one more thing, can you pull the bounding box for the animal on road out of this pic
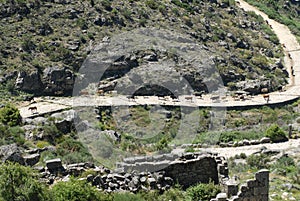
[28,106,38,114]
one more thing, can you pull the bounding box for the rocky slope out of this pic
[0,0,287,96]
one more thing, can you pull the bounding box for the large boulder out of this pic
[42,67,75,95]
[46,158,65,173]
[15,67,75,95]
[15,71,43,92]
[0,143,24,165]
[236,79,270,95]
[24,153,40,166]
[51,110,80,134]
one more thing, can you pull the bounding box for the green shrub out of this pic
[291,166,300,185]
[0,125,25,146]
[186,181,221,201]
[227,82,237,90]
[158,5,167,14]
[7,126,25,145]
[51,178,110,201]
[39,150,57,164]
[21,37,36,52]
[158,185,185,201]
[56,137,93,164]
[122,8,132,19]
[36,140,51,149]
[219,131,239,143]
[185,146,196,153]
[265,124,288,143]
[113,192,145,201]
[146,0,158,10]
[171,0,192,12]
[155,136,169,151]
[275,156,295,167]
[0,162,49,201]
[5,79,16,93]
[0,104,22,126]
[271,156,296,175]
[246,154,270,169]
[41,124,61,144]
[139,18,147,26]
[240,153,247,159]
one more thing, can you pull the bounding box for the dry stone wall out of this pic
[40,153,269,199]
[116,152,228,188]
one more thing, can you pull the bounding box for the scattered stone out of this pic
[46,158,64,173]
[24,153,40,166]
[0,143,24,165]
[260,137,271,144]
[216,193,227,201]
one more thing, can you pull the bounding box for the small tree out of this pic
[265,124,288,143]
[0,104,22,126]
[0,162,49,201]
[246,154,270,169]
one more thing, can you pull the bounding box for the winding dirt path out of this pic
[19,0,300,119]
[236,0,300,87]
[170,138,300,159]
[200,139,300,159]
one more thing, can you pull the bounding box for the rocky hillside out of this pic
[0,0,286,96]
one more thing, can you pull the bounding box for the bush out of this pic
[51,178,110,201]
[41,123,61,144]
[113,192,145,201]
[56,137,93,164]
[271,155,296,175]
[240,153,247,159]
[186,181,221,201]
[0,104,22,126]
[265,124,288,143]
[146,0,158,10]
[7,126,25,145]
[158,185,185,201]
[0,162,49,201]
[36,140,51,148]
[0,125,25,146]
[155,136,170,151]
[246,154,270,169]
[39,150,57,164]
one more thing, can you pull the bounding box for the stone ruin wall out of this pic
[211,169,269,201]
[118,152,269,200]
[116,152,229,188]
[43,152,269,199]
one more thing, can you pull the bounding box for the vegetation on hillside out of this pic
[245,0,300,42]
[0,162,49,201]
[0,0,299,200]
[0,162,222,201]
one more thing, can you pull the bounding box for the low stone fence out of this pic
[180,137,272,149]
